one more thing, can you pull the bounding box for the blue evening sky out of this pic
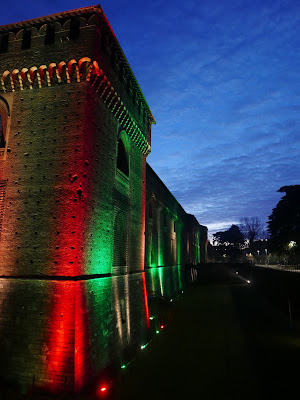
[1,0,299,234]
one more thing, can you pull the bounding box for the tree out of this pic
[239,217,263,247]
[267,185,300,262]
[213,225,244,248]
[211,225,246,263]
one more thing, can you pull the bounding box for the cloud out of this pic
[2,0,299,236]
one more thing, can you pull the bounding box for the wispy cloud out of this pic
[2,0,299,235]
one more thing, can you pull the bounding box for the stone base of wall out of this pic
[0,266,187,393]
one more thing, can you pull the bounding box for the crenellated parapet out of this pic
[0,5,155,153]
[0,56,151,155]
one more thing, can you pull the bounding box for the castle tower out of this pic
[0,6,155,392]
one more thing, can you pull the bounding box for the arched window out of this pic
[117,139,129,177]
[0,97,9,150]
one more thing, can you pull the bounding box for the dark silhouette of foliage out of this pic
[211,225,246,263]
[213,225,244,248]
[267,185,300,260]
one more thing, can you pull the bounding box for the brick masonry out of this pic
[0,6,207,393]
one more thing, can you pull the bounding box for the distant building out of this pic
[0,5,207,393]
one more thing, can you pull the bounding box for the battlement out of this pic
[0,56,151,155]
[0,5,155,130]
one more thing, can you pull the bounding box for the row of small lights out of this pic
[140,291,183,346]
[98,290,184,396]
[98,318,167,394]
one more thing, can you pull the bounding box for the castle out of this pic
[0,5,207,393]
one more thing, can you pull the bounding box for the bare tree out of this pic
[239,217,263,246]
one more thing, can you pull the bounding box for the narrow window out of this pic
[0,115,5,148]
[113,213,128,267]
[45,24,55,45]
[22,30,31,50]
[0,97,9,153]
[69,19,80,40]
[163,213,167,227]
[0,34,9,54]
[117,139,129,177]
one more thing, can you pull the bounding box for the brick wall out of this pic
[0,5,206,394]
[145,163,207,268]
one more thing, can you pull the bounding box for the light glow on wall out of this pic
[45,282,75,392]
[142,273,150,329]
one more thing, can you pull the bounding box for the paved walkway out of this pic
[256,263,300,273]
[111,266,300,400]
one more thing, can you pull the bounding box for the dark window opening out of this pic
[0,34,9,54]
[69,19,80,40]
[117,139,129,177]
[113,213,128,267]
[174,221,176,233]
[45,24,55,45]
[0,115,5,148]
[22,30,31,50]
[164,213,167,227]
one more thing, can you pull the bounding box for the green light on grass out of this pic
[156,330,160,334]
[121,365,126,369]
